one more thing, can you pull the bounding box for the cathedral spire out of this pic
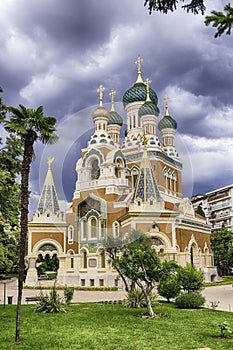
[133,141,162,204]
[109,89,116,111]
[37,158,60,215]
[97,84,105,107]
[145,78,152,102]
[135,56,144,83]
[164,94,170,116]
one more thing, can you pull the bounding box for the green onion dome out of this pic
[158,114,177,131]
[123,82,158,107]
[138,101,160,117]
[108,111,123,126]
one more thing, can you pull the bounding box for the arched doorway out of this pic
[36,243,59,279]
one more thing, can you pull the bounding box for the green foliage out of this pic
[144,0,206,15]
[196,204,205,217]
[0,242,13,273]
[64,286,74,305]
[175,291,205,309]
[211,227,233,276]
[124,288,157,308]
[35,285,66,313]
[217,321,232,338]
[178,264,204,292]
[112,230,163,317]
[145,1,233,37]
[157,275,181,302]
[205,3,233,38]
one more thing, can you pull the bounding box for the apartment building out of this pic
[191,184,233,232]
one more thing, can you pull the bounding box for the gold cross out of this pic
[135,56,144,83]
[109,89,116,111]
[135,56,143,73]
[145,78,152,102]
[97,84,105,106]
[47,157,54,169]
[163,94,170,116]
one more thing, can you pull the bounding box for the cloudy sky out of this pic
[0,0,232,217]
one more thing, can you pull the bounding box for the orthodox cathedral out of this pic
[25,57,218,287]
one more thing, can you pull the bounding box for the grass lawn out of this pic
[0,302,233,350]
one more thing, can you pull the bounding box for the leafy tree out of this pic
[0,242,13,273]
[157,274,181,302]
[113,231,162,318]
[177,264,204,292]
[0,87,23,276]
[144,1,233,37]
[104,235,133,292]
[211,226,233,276]
[205,3,233,38]
[4,104,58,343]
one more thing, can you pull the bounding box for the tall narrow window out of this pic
[90,217,97,238]
[68,225,74,245]
[100,250,106,268]
[83,251,87,268]
[91,159,100,180]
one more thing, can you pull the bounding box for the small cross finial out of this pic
[47,157,54,169]
[109,89,116,111]
[163,94,170,116]
[135,56,144,83]
[97,84,105,106]
[145,78,152,102]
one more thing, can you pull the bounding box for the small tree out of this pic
[178,264,204,293]
[113,231,161,318]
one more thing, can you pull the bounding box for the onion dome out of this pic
[108,89,123,126]
[92,105,110,121]
[123,82,158,107]
[92,84,110,122]
[108,111,123,126]
[158,115,177,131]
[158,95,177,131]
[138,101,159,117]
[123,56,158,107]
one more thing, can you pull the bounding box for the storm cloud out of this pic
[0,0,232,216]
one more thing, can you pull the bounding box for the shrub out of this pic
[175,292,205,309]
[217,321,232,338]
[157,275,181,302]
[124,288,157,308]
[64,286,74,304]
[178,264,204,293]
[35,285,66,313]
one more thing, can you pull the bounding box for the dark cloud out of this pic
[0,0,232,206]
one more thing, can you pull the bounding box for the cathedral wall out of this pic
[31,231,64,251]
[176,228,211,251]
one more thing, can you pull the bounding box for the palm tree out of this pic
[5,104,58,343]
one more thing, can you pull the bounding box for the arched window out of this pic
[90,217,98,238]
[91,159,100,180]
[112,221,120,237]
[68,225,74,245]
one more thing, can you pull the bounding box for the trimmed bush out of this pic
[175,292,205,309]
[157,275,181,302]
[177,264,204,293]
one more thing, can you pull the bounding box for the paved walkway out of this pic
[0,279,232,311]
